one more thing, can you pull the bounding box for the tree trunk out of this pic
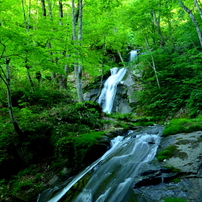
[145,38,161,89]
[58,0,68,89]
[194,0,202,20]
[179,0,202,47]
[2,59,24,137]
[47,0,53,20]
[25,64,35,91]
[41,0,47,16]
[151,9,165,47]
[22,0,35,91]
[72,0,84,102]
[59,0,63,25]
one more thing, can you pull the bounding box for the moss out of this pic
[163,117,202,136]
[164,198,186,202]
[175,151,188,160]
[164,165,181,173]
[176,139,194,145]
[157,145,177,161]
[171,177,180,183]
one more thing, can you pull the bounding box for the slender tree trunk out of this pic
[25,64,35,91]
[151,9,165,47]
[59,0,63,25]
[72,0,84,102]
[22,0,35,91]
[58,0,68,89]
[0,59,24,137]
[72,0,77,41]
[145,38,160,89]
[41,0,47,16]
[179,0,202,47]
[194,0,202,20]
[47,0,53,20]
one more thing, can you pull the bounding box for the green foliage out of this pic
[12,87,71,108]
[157,145,177,161]
[164,198,186,202]
[12,178,40,195]
[54,131,105,171]
[58,101,103,129]
[136,46,202,119]
[163,117,202,136]
[186,89,202,117]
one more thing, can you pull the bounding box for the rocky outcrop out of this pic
[84,68,141,114]
[160,131,202,174]
[133,130,202,202]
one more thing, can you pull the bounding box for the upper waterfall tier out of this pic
[98,67,126,113]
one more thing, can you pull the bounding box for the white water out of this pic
[129,50,138,61]
[98,50,138,114]
[47,136,124,202]
[72,131,161,202]
[39,126,163,202]
[97,67,126,114]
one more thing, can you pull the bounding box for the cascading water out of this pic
[72,128,161,202]
[129,50,138,61]
[97,67,126,114]
[37,136,125,202]
[97,50,137,114]
[41,126,163,202]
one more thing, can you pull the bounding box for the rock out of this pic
[83,68,141,114]
[134,130,202,202]
[48,175,59,186]
[160,131,202,173]
[134,169,179,188]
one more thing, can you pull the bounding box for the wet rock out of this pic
[134,169,179,188]
[160,131,202,173]
[48,175,59,186]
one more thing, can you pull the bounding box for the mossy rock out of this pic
[157,145,177,161]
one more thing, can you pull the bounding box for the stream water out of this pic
[38,126,163,202]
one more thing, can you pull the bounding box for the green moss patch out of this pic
[157,145,177,161]
[164,197,186,202]
[163,116,202,136]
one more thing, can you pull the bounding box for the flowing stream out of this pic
[39,126,163,202]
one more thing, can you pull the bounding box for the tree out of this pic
[72,0,84,102]
[179,0,202,47]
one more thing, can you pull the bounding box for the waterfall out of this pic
[97,50,137,114]
[129,50,138,61]
[43,126,163,202]
[97,67,126,113]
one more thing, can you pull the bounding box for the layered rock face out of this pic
[84,68,141,114]
[133,130,202,202]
